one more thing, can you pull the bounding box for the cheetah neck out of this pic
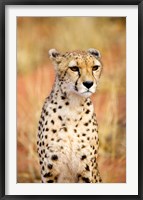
[58,80,90,103]
[49,79,94,117]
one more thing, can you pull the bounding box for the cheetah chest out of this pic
[40,103,99,170]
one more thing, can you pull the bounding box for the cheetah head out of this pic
[49,48,103,98]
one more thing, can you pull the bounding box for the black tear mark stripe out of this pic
[92,70,97,83]
[75,71,81,91]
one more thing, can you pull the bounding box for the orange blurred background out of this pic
[17,17,126,183]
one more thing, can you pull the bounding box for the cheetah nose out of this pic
[83,81,93,89]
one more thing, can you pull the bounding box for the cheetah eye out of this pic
[69,66,79,72]
[92,65,100,71]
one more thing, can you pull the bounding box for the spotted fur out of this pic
[37,48,102,183]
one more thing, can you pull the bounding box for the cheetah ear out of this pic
[48,49,62,65]
[88,48,101,59]
[49,49,60,59]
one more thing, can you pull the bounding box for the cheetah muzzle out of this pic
[37,48,103,183]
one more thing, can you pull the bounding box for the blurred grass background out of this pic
[17,17,126,183]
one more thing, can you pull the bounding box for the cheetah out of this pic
[37,48,103,183]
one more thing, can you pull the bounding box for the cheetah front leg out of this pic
[77,157,93,183]
[92,163,102,183]
[39,154,60,183]
[77,155,102,183]
[78,174,92,183]
[77,165,102,183]
[40,163,59,183]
